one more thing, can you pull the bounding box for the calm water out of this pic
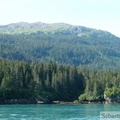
[0,104,119,120]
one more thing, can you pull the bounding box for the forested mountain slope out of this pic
[0,22,120,69]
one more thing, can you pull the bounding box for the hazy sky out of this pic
[0,0,120,37]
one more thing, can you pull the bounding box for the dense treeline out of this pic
[79,69,120,101]
[0,59,84,101]
[0,59,120,102]
[0,30,120,70]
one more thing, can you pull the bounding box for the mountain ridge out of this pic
[0,22,118,38]
[0,22,120,70]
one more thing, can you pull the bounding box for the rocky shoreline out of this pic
[0,99,120,104]
[0,98,50,104]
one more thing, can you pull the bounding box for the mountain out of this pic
[0,22,108,34]
[0,22,71,34]
[0,22,120,69]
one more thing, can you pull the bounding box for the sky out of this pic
[0,0,120,37]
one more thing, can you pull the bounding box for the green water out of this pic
[0,104,119,120]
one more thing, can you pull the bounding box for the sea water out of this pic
[0,104,119,120]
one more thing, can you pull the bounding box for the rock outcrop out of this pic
[104,94,120,103]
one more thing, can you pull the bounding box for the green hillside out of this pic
[0,22,120,69]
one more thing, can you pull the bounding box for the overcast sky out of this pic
[0,0,120,37]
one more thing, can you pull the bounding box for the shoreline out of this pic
[0,99,120,104]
